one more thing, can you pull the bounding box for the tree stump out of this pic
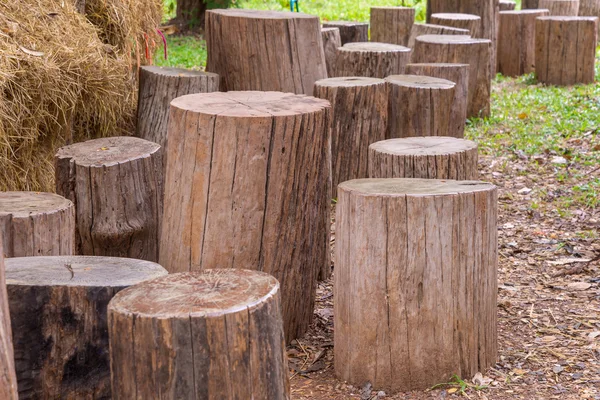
[535,16,598,85]
[0,237,17,400]
[160,91,331,342]
[335,42,412,78]
[0,192,75,258]
[206,9,326,94]
[322,27,342,78]
[335,178,498,392]
[370,7,416,46]
[523,0,540,7]
[408,23,470,48]
[6,256,167,399]
[430,13,482,36]
[499,0,517,10]
[580,0,600,16]
[539,0,580,15]
[322,21,369,44]
[405,63,469,137]
[412,35,492,117]
[55,137,162,261]
[108,269,289,400]
[498,10,550,76]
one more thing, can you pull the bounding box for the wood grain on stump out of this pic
[430,13,482,36]
[0,192,75,258]
[0,237,17,400]
[6,256,167,399]
[370,6,416,46]
[206,9,326,94]
[407,23,470,48]
[108,270,289,400]
[499,0,517,10]
[160,91,331,342]
[335,178,498,392]
[539,0,580,15]
[55,137,162,261]
[523,0,540,7]
[335,42,412,78]
[322,21,369,44]
[322,27,342,77]
[580,0,600,16]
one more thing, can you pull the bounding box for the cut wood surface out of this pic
[6,256,167,399]
[0,236,17,400]
[335,178,498,392]
[108,270,290,400]
[407,23,470,48]
[206,9,326,94]
[322,21,369,44]
[539,0,580,15]
[322,27,342,77]
[335,42,412,78]
[0,192,75,257]
[370,6,416,46]
[499,0,517,10]
[430,13,482,36]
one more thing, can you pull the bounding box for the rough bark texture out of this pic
[160,92,331,343]
[498,10,550,76]
[0,237,17,400]
[171,0,207,31]
[370,7,416,46]
[206,9,326,94]
[335,178,498,392]
[539,0,580,14]
[580,0,600,16]
[535,16,598,85]
[0,192,75,258]
[322,21,369,44]
[523,0,540,7]
[430,13,482,36]
[408,23,470,48]
[321,27,342,78]
[499,0,517,10]
[405,63,469,138]
[6,256,166,399]
[412,35,492,117]
[108,270,290,400]
[55,137,163,262]
[335,42,412,78]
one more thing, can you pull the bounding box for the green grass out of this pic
[154,35,207,69]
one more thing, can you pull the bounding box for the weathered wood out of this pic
[0,192,75,258]
[535,16,598,85]
[539,0,580,15]
[580,0,600,16]
[523,0,540,7]
[206,9,326,94]
[370,7,415,46]
[0,236,17,400]
[55,137,163,261]
[430,13,482,36]
[499,0,517,10]
[335,42,412,78]
[412,34,492,117]
[6,256,167,399]
[408,23,470,48]
[160,91,331,342]
[335,178,498,392]
[322,21,369,44]
[108,269,290,400]
[322,27,342,78]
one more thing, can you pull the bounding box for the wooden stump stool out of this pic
[523,0,540,7]
[0,237,17,399]
[108,270,289,400]
[335,178,498,392]
[55,137,162,261]
[430,13,481,36]
[335,42,412,78]
[535,16,598,85]
[539,0,580,15]
[499,0,517,10]
[370,6,416,46]
[408,23,470,48]
[206,9,326,94]
[161,92,331,342]
[0,192,75,257]
[580,0,600,17]
[6,256,167,399]
[322,21,369,44]
[322,27,342,77]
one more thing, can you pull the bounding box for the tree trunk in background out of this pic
[171,0,233,31]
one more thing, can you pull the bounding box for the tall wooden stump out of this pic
[160,91,331,342]
[498,10,550,76]
[0,192,75,258]
[523,0,540,7]
[408,23,470,48]
[0,237,17,400]
[370,6,416,46]
[108,270,289,400]
[580,0,600,16]
[206,9,326,94]
[335,42,412,78]
[405,63,469,137]
[335,178,498,392]
[412,35,492,117]
[55,137,162,261]
[322,21,369,44]
[499,0,517,10]
[6,256,167,399]
[535,16,598,85]
[430,13,482,36]
[322,27,342,77]
[539,0,580,15]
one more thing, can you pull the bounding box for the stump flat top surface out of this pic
[0,192,73,217]
[6,256,167,287]
[537,16,599,22]
[341,42,411,52]
[109,270,280,318]
[500,9,550,15]
[386,74,455,89]
[171,91,330,117]
[414,23,470,34]
[315,77,385,88]
[56,136,160,167]
[208,8,317,20]
[339,178,494,196]
[406,62,470,68]
[370,137,477,156]
[323,21,368,26]
[431,13,481,20]
[416,34,489,45]
[141,65,218,78]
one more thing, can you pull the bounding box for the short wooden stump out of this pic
[499,0,517,10]
[370,6,415,46]
[0,236,17,399]
[322,27,342,77]
[335,178,498,392]
[539,0,580,15]
[322,21,369,44]
[430,13,481,37]
[408,23,469,48]
[335,42,412,78]
[108,269,289,400]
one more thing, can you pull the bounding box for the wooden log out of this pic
[580,0,600,16]
[498,10,550,76]
[160,91,331,342]
[108,269,290,400]
[539,0,580,14]
[322,21,369,44]
[55,137,162,261]
[522,0,540,7]
[0,192,75,257]
[206,9,326,94]
[412,34,492,117]
[370,6,416,46]
[430,13,482,36]
[335,178,498,392]
[405,63,469,137]
[335,42,412,78]
[0,236,17,400]
[499,0,517,10]
[322,27,342,78]
[407,23,470,48]
[6,256,167,399]
[535,16,598,85]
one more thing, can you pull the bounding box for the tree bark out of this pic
[322,21,369,44]
[430,13,482,36]
[171,0,208,31]
[335,42,412,78]
[370,7,416,46]
[539,0,580,14]
[0,236,17,400]
[580,0,600,16]
[321,27,342,78]
[523,0,540,7]
[499,0,517,10]
[408,23,470,48]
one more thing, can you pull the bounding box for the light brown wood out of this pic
[322,27,342,77]
[335,42,412,78]
[55,137,163,261]
[160,91,331,342]
[6,256,166,399]
[535,16,598,85]
[335,178,498,392]
[580,0,600,16]
[430,13,482,36]
[0,236,17,400]
[0,192,75,258]
[499,0,517,10]
[523,0,540,7]
[322,21,369,44]
[408,23,470,48]
[206,9,326,94]
[108,269,290,400]
[370,6,416,46]
[539,0,580,14]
